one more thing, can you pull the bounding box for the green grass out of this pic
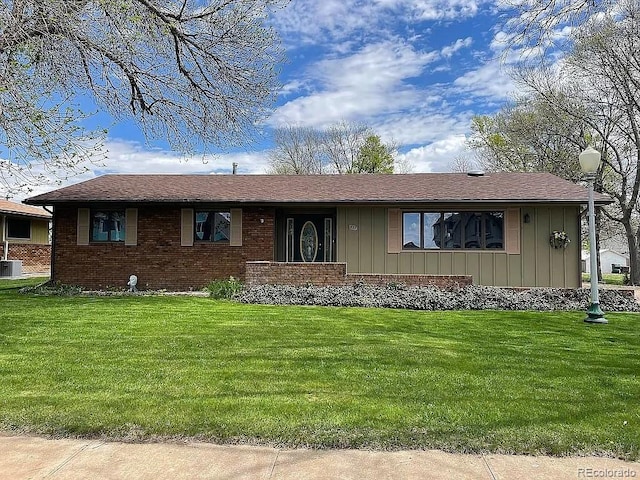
[0,278,639,458]
[582,273,628,285]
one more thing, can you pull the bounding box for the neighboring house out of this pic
[0,200,52,274]
[582,249,630,275]
[24,172,610,290]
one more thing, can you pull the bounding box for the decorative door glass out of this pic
[300,221,318,262]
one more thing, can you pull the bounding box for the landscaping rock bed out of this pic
[235,283,640,312]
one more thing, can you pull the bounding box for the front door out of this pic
[285,214,335,262]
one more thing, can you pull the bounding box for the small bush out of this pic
[206,276,244,299]
[19,281,83,296]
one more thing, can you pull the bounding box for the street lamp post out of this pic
[579,146,607,324]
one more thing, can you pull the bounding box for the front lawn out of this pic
[582,273,629,285]
[0,278,638,459]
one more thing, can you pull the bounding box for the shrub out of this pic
[206,276,244,299]
[19,281,83,296]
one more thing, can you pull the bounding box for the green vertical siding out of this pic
[338,205,581,288]
[494,254,509,287]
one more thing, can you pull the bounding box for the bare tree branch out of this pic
[0,0,287,196]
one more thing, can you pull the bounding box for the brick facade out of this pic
[52,205,473,291]
[53,205,275,290]
[246,262,349,286]
[0,243,51,273]
[246,261,472,288]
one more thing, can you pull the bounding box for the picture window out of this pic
[403,211,504,250]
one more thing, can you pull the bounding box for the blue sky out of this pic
[23,0,526,198]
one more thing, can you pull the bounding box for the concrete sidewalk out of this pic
[1,435,639,480]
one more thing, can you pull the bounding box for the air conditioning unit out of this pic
[0,260,22,278]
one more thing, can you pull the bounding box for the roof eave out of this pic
[23,198,611,206]
[0,209,52,219]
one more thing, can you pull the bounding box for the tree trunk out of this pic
[595,208,603,282]
[627,223,640,286]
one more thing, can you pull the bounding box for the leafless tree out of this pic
[0,0,286,196]
[267,125,324,174]
[323,121,372,173]
[448,154,478,173]
[499,0,613,55]
[508,2,640,283]
[393,155,414,174]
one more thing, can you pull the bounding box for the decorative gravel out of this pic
[235,283,640,312]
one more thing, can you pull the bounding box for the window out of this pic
[195,211,230,242]
[91,211,125,242]
[7,218,31,239]
[403,211,504,250]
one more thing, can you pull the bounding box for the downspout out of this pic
[43,206,55,281]
[2,214,7,261]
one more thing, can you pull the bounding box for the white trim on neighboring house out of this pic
[581,248,630,274]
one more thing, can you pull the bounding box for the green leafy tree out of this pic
[468,98,587,183]
[352,135,395,173]
[0,0,286,196]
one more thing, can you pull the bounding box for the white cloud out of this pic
[395,134,469,172]
[441,37,473,57]
[274,0,485,47]
[413,0,479,20]
[319,43,435,91]
[453,59,516,100]
[374,110,471,146]
[274,0,383,47]
[93,140,269,176]
[9,140,270,202]
[270,41,438,127]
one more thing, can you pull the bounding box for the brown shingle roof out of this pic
[24,173,611,205]
[0,199,52,218]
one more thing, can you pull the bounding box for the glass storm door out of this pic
[286,215,334,262]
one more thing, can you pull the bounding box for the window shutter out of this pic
[181,208,194,247]
[77,208,90,245]
[230,208,242,246]
[505,208,521,255]
[125,208,138,246]
[387,208,401,254]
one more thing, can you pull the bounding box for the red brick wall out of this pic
[246,262,349,286]
[0,243,51,273]
[246,261,472,288]
[53,206,275,290]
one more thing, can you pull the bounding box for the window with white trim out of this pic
[7,218,31,239]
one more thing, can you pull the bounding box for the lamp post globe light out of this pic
[579,146,607,324]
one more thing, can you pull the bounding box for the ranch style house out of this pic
[24,172,611,291]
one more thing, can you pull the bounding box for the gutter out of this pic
[1,214,7,261]
[23,198,614,206]
[43,206,55,282]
